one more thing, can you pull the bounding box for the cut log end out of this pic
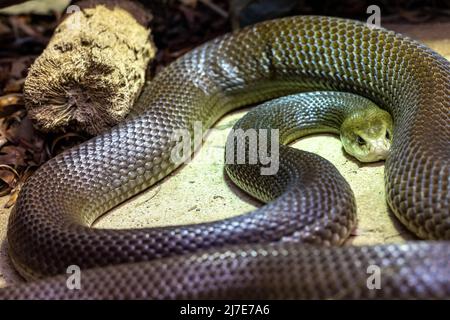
[24,0,156,136]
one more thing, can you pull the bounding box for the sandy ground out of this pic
[0,22,449,288]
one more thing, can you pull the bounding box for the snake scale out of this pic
[0,15,449,299]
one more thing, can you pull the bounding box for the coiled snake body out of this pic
[1,16,449,299]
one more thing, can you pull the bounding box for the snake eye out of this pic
[385,130,391,140]
[356,135,366,146]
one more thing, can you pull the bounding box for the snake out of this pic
[0,15,449,299]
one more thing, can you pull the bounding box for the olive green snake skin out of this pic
[1,16,449,299]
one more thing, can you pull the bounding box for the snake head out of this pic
[340,107,393,163]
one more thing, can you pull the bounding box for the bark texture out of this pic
[23,0,156,135]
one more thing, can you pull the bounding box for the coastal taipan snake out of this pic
[0,15,449,299]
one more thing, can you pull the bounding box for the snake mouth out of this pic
[356,150,389,163]
[356,142,391,162]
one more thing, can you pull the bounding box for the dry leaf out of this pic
[0,145,27,166]
[0,165,18,190]
[0,93,23,117]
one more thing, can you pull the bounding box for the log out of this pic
[23,0,156,135]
